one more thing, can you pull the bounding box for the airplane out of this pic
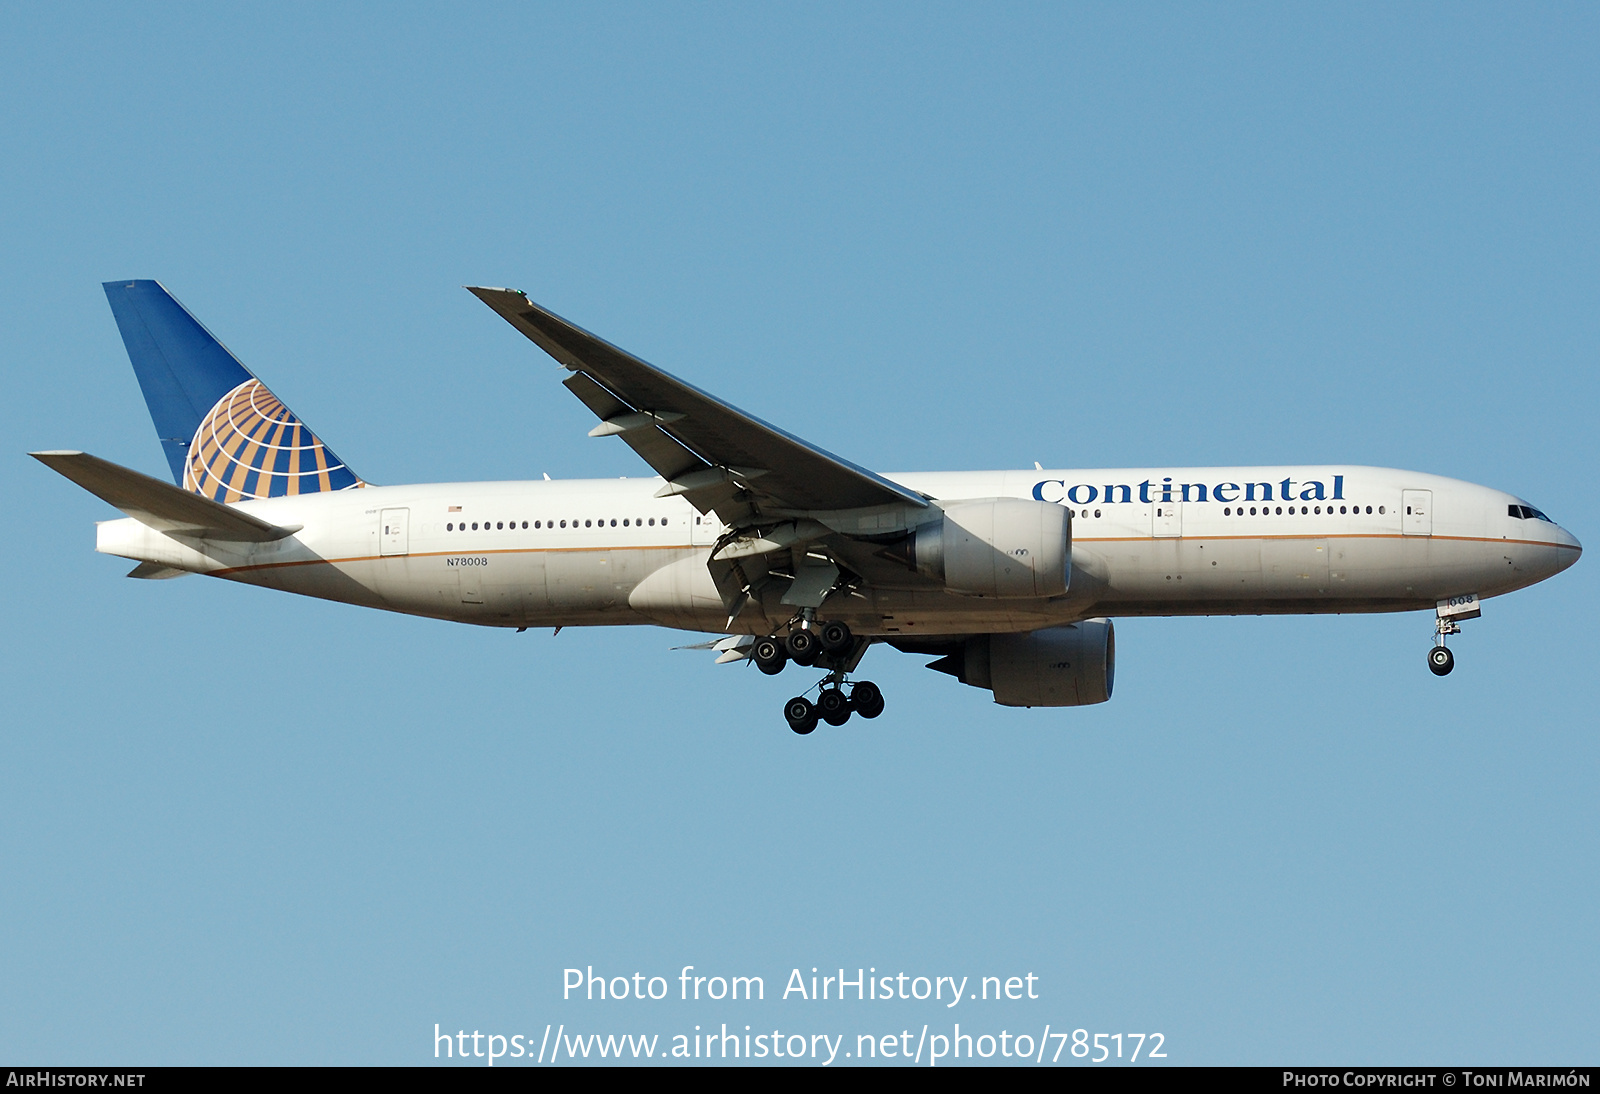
[34,280,1582,734]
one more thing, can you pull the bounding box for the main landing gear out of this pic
[755,619,885,733]
[752,620,854,674]
[783,679,886,735]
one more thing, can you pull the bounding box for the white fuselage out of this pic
[93,465,1582,637]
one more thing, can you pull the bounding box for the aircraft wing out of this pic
[466,287,928,523]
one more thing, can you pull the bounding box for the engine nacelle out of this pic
[907,499,1070,598]
[930,619,1115,707]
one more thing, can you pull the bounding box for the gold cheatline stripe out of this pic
[206,531,1575,577]
[1075,533,1577,548]
[212,542,698,575]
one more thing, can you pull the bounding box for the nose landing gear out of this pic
[1428,593,1479,677]
[1429,616,1461,676]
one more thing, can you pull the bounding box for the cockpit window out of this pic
[1509,504,1555,522]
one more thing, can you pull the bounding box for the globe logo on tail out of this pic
[184,379,363,501]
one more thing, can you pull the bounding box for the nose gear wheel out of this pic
[1427,646,1454,676]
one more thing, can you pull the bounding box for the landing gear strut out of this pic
[1429,618,1459,676]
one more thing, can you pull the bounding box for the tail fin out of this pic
[102,280,364,500]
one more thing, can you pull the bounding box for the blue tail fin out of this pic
[103,281,363,500]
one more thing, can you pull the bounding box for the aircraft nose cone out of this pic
[1553,525,1582,573]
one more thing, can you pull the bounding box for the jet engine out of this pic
[928,619,1114,707]
[900,499,1070,598]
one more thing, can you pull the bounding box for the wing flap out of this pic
[562,372,705,486]
[31,451,301,542]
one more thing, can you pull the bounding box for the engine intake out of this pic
[929,620,1115,707]
[904,499,1070,598]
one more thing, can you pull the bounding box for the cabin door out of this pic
[1401,490,1432,536]
[380,508,410,556]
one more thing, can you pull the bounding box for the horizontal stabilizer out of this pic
[31,451,301,542]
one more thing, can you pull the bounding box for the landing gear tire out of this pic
[819,620,853,653]
[1428,646,1455,676]
[818,687,852,726]
[752,636,787,675]
[850,680,885,719]
[786,629,820,666]
[784,696,818,735]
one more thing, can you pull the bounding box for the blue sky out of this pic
[1,3,1595,1065]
